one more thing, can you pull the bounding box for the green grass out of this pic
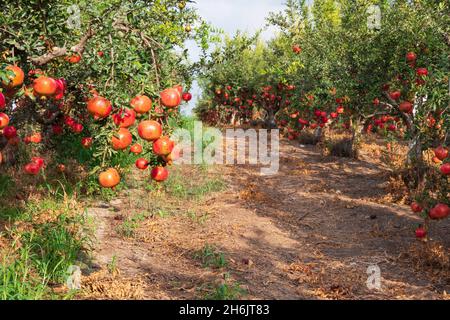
[0,246,49,300]
[202,274,247,300]
[159,169,226,200]
[20,213,89,283]
[205,282,247,300]
[0,197,91,299]
[116,211,151,238]
[107,255,119,275]
[186,210,210,225]
[194,244,228,269]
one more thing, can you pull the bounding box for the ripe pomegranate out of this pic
[406,52,417,62]
[151,166,169,182]
[2,65,24,88]
[292,45,302,54]
[130,144,143,155]
[64,116,76,127]
[113,109,136,128]
[29,132,42,144]
[298,118,309,126]
[160,88,181,108]
[429,204,450,220]
[389,91,401,101]
[330,112,338,119]
[373,98,380,106]
[24,162,41,175]
[440,163,450,176]
[399,101,413,113]
[182,92,192,102]
[2,126,17,139]
[416,68,428,77]
[33,76,58,97]
[0,112,10,129]
[87,97,112,120]
[434,146,449,161]
[410,202,423,213]
[71,123,84,134]
[98,168,121,188]
[415,227,427,239]
[52,124,63,135]
[138,120,162,141]
[0,92,5,109]
[97,51,104,57]
[111,128,133,151]
[135,158,149,170]
[66,54,81,64]
[336,106,344,114]
[130,95,152,114]
[387,124,397,132]
[57,164,66,173]
[153,137,175,156]
[81,137,93,149]
[31,157,45,169]
[54,78,66,100]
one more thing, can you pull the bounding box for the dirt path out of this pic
[84,139,450,300]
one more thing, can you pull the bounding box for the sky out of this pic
[181,0,286,115]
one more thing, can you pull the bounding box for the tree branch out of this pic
[382,92,414,131]
[29,27,95,65]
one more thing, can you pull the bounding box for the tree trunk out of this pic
[264,109,276,129]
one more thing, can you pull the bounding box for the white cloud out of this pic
[181,0,286,115]
[196,0,283,38]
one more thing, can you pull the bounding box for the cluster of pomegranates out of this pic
[94,86,191,189]
[373,52,429,116]
[277,94,347,140]
[411,145,449,239]
[367,115,404,134]
[1,65,25,148]
[434,146,450,176]
[0,64,192,190]
[0,65,72,175]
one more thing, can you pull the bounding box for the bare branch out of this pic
[29,47,68,65]
[70,27,95,54]
[29,27,95,65]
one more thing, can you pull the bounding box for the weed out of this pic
[186,210,209,225]
[116,212,151,238]
[162,169,226,200]
[107,255,119,275]
[0,197,91,299]
[0,246,48,300]
[194,244,228,269]
[202,274,247,300]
